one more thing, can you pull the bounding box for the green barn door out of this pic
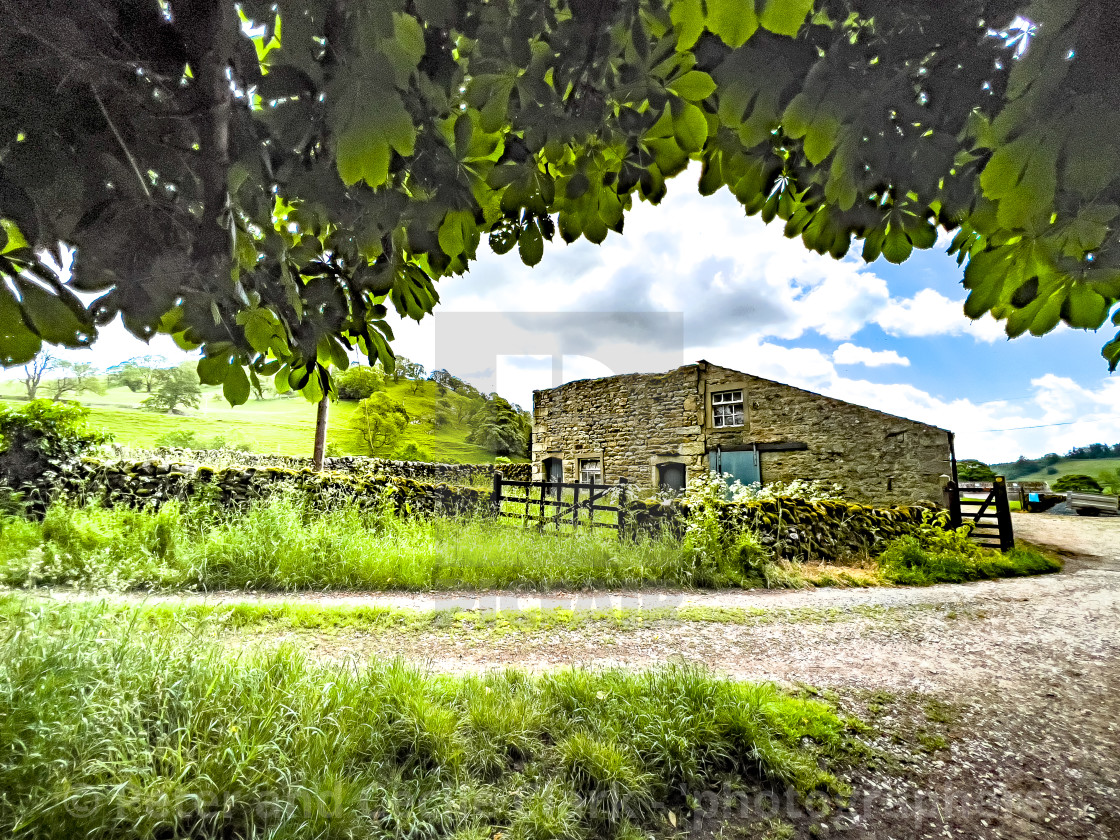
[708,448,760,487]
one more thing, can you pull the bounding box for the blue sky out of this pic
[24,166,1119,463]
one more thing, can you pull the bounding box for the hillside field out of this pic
[991,457,1120,484]
[0,379,520,463]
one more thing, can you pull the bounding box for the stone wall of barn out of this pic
[532,362,952,505]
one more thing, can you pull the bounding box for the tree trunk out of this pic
[313,395,330,470]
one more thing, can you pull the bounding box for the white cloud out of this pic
[832,342,910,367]
[875,288,1005,342]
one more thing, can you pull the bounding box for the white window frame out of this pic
[711,389,744,428]
[579,458,602,484]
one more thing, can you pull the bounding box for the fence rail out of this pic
[491,473,629,537]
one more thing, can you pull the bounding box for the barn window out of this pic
[579,458,602,484]
[711,390,744,428]
[657,462,686,493]
[543,457,563,484]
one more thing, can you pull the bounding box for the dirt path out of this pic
[24,513,1120,838]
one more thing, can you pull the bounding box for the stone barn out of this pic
[531,361,954,505]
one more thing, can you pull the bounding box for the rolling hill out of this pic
[991,457,1120,484]
[0,378,525,463]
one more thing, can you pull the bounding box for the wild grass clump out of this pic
[0,601,856,839]
[0,493,693,591]
[876,524,1061,585]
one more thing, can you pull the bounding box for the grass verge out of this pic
[0,600,860,839]
[0,595,949,639]
[0,496,1063,594]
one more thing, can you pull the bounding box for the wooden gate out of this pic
[943,475,1014,551]
[491,473,628,538]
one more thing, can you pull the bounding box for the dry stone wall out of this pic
[533,362,952,505]
[58,457,491,518]
[109,447,531,484]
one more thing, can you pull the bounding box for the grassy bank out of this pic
[0,378,517,462]
[0,600,856,839]
[0,495,1061,593]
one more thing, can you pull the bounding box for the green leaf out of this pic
[1102,333,1120,372]
[759,0,813,37]
[14,277,91,347]
[0,220,29,254]
[1062,284,1109,330]
[335,86,416,188]
[438,209,479,260]
[802,116,839,165]
[881,226,912,264]
[518,219,544,266]
[390,264,440,321]
[670,0,705,49]
[0,283,42,365]
[707,0,758,48]
[237,307,285,356]
[197,352,233,386]
[669,71,717,101]
[223,364,251,405]
[671,101,708,153]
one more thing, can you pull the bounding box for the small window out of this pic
[711,389,744,428]
[579,458,602,484]
[543,457,563,484]
[657,462,686,493]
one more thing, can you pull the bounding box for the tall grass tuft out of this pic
[0,601,854,839]
[876,524,1061,585]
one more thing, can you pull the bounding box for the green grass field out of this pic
[0,379,518,463]
[991,456,1120,484]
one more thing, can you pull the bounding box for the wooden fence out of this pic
[491,473,629,538]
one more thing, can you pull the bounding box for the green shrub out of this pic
[876,523,1061,585]
[0,400,106,509]
[395,442,431,462]
[679,472,785,586]
[1052,474,1103,493]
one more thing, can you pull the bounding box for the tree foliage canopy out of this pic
[3,0,1120,407]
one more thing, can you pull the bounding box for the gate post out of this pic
[491,471,502,517]
[943,479,962,529]
[617,478,628,541]
[993,475,1014,551]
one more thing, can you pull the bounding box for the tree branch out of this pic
[93,86,153,203]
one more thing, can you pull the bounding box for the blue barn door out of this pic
[708,448,760,488]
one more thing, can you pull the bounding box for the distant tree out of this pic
[1053,474,1103,493]
[336,366,384,401]
[1066,442,1120,461]
[47,362,105,401]
[21,353,54,400]
[388,357,427,385]
[1094,468,1120,496]
[467,396,531,456]
[957,460,996,482]
[395,443,430,462]
[354,393,410,452]
[142,364,203,413]
[107,356,169,393]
